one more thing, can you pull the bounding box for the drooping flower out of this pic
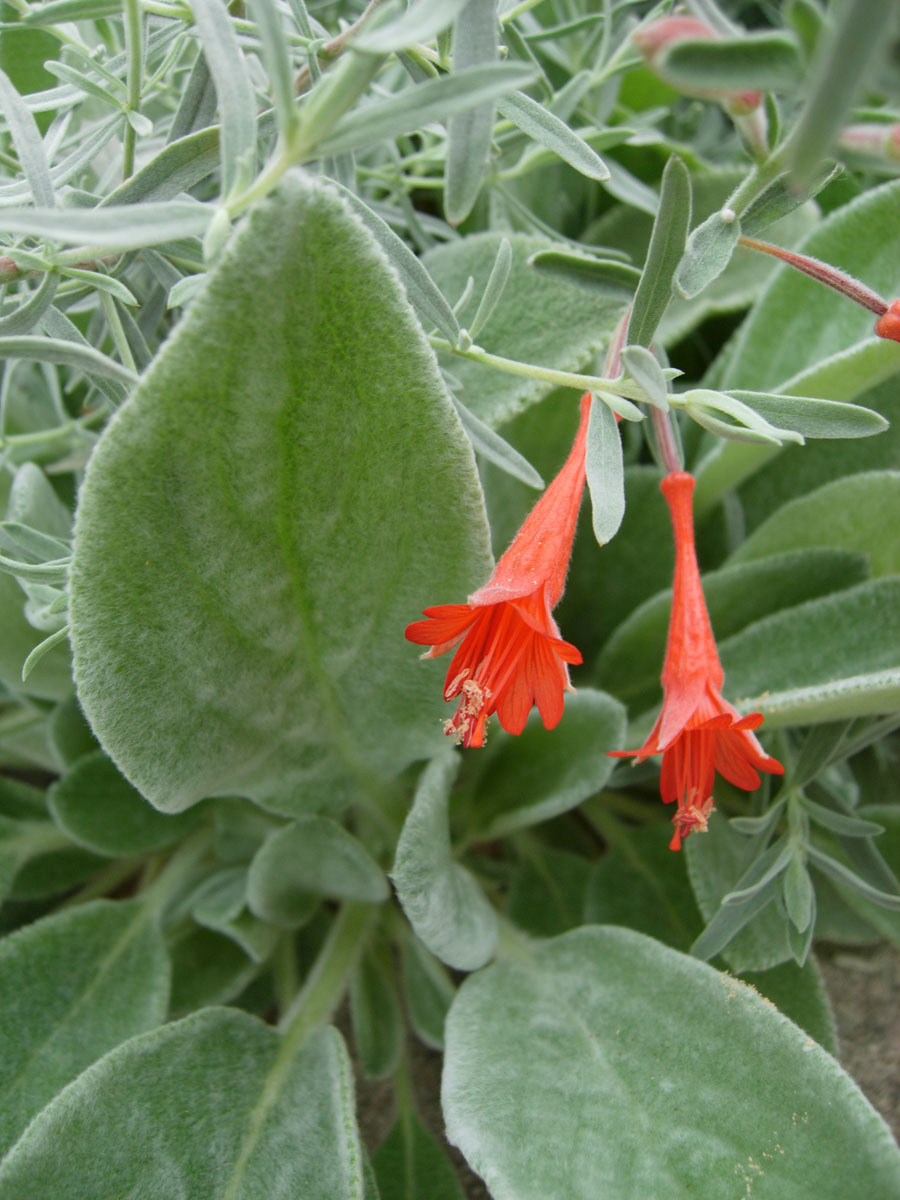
[610,471,784,849]
[405,394,591,748]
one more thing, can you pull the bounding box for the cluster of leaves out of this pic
[0,0,899,1196]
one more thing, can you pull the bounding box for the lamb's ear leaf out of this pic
[442,926,900,1199]
[69,169,491,814]
[0,1011,366,1200]
[0,899,169,1158]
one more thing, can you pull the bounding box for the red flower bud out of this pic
[633,16,761,113]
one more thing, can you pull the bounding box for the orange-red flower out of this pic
[405,394,591,748]
[610,471,784,849]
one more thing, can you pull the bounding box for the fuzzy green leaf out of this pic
[626,155,691,349]
[0,899,169,1157]
[0,1011,365,1200]
[464,689,625,841]
[392,753,497,972]
[69,171,491,814]
[442,926,900,1200]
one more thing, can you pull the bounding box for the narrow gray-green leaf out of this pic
[0,270,58,335]
[443,927,900,1200]
[247,817,388,928]
[660,31,804,92]
[373,1108,464,1200]
[676,208,741,299]
[725,390,888,439]
[334,184,459,343]
[248,0,298,142]
[585,397,625,545]
[317,63,534,160]
[445,0,501,225]
[424,233,624,426]
[0,898,169,1157]
[468,235,511,340]
[355,0,472,53]
[0,1012,365,1200]
[451,394,543,488]
[528,250,640,300]
[392,752,497,972]
[0,336,136,385]
[740,161,841,237]
[627,155,691,348]
[69,171,491,814]
[400,935,455,1050]
[0,66,54,207]
[497,91,609,181]
[192,0,256,197]
[0,200,213,251]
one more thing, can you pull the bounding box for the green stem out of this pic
[122,0,143,180]
[100,291,138,375]
[274,931,301,1015]
[140,826,213,917]
[427,336,650,417]
[278,900,374,1038]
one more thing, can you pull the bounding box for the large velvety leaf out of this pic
[596,548,869,711]
[0,899,169,1156]
[442,926,900,1200]
[0,1010,365,1200]
[423,233,625,426]
[731,471,900,577]
[69,169,491,814]
[720,577,900,726]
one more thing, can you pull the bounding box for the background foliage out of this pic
[0,0,899,1196]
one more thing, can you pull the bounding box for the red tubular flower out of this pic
[610,472,784,850]
[405,394,591,748]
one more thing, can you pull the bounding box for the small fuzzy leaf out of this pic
[247,817,388,929]
[192,0,256,197]
[740,161,841,236]
[619,344,669,411]
[585,398,625,545]
[0,66,54,207]
[0,200,213,250]
[442,927,900,1200]
[400,936,455,1050]
[355,0,472,53]
[464,689,625,841]
[468,236,512,340]
[676,208,741,299]
[47,750,201,857]
[0,899,169,1156]
[392,753,497,972]
[0,1012,366,1200]
[783,852,815,932]
[450,395,543,489]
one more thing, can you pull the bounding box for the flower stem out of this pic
[737,235,888,315]
[651,405,683,474]
[428,335,649,418]
[278,900,374,1039]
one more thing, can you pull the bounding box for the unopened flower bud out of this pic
[837,123,900,164]
[633,15,762,113]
